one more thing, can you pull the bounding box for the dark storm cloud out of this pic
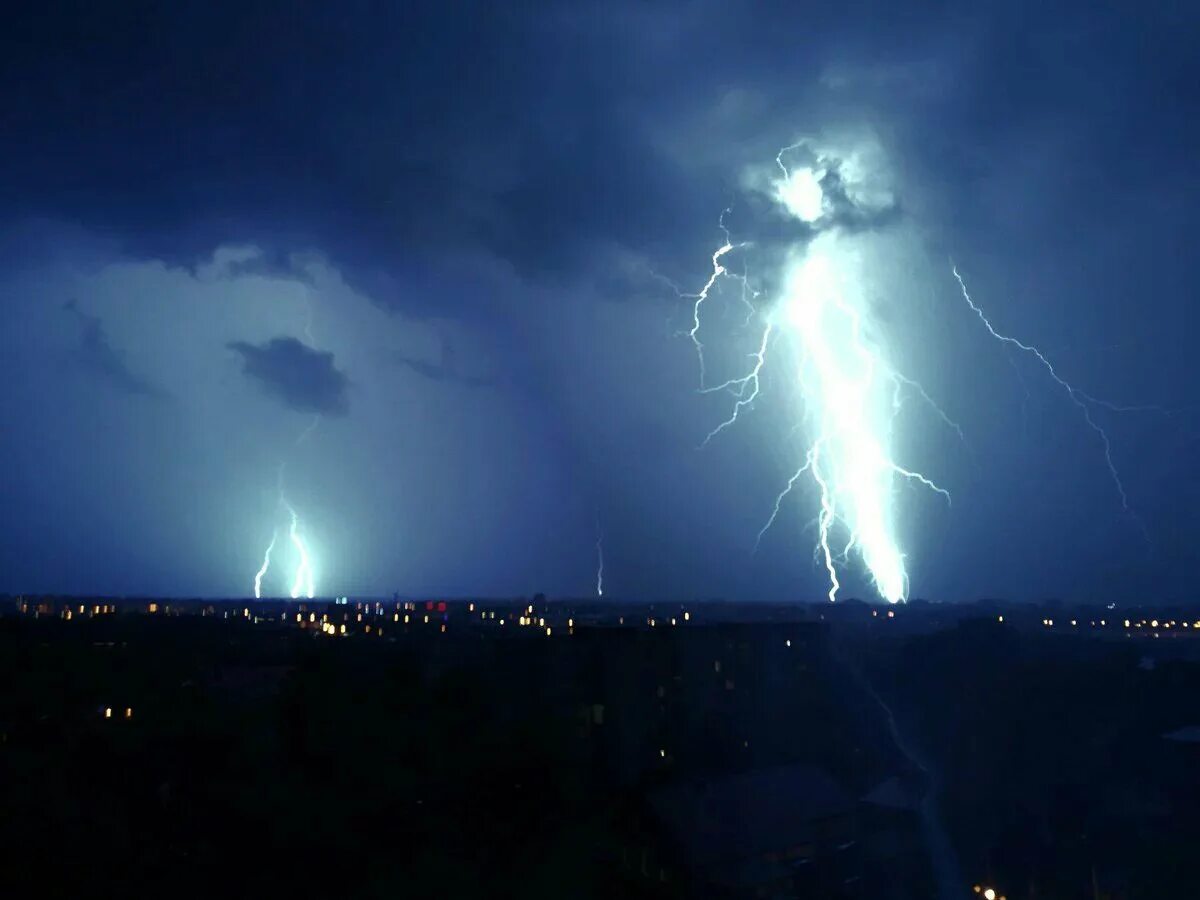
[62,300,166,399]
[228,337,349,415]
[3,1,1198,314]
[0,1,760,309]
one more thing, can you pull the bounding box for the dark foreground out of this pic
[3,596,1199,899]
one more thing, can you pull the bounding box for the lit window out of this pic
[124,708,132,719]
[104,707,112,719]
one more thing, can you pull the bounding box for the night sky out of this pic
[1,1,1197,603]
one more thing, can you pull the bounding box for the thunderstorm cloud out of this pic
[228,337,349,416]
[62,300,166,399]
[0,2,1196,601]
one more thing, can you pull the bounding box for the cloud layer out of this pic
[62,299,166,399]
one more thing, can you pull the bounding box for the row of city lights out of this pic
[26,602,1200,643]
[38,599,1200,638]
[1037,617,1200,631]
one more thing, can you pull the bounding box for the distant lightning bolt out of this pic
[285,500,315,600]
[950,264,1146,536]
[253,531,276,600]
[251,459,319,599]
[692,142,953,603]
[594,515,605,598]
[248,292,326,599]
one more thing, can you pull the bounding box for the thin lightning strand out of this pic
[950,264,1145,536]
[687,241,735,385]
[684,209,753,386]
[892,371,966,442]
[754,451,813,553]
[700,321,774,445]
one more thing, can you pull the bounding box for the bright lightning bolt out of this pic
[253,531,276,600]
[692,141,952,604]
[251,463,319,600]
[950,264,1146,537]
[285,500,315,600]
